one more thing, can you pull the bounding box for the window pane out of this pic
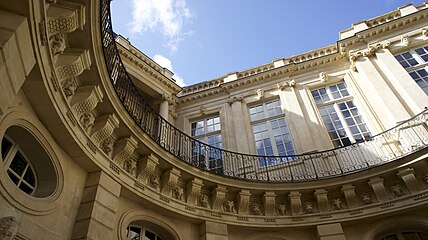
[1,138,12,160]
[9,152,28,176]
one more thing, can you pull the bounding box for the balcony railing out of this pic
[100,0,428,182]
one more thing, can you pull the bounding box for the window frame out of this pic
[2,135,38,195]
[248,99,296,165]
[394,45,428,95]
[126,225,163,240]
[311,81,371,147]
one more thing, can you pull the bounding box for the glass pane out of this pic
[9,152,28,176]
[19,183,34,195]
[1,138,12,160]
[23,169,35,187]
[145,230,156,240]
[7,170,19,185]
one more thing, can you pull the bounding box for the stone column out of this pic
[199,221,228,240]
[71,171,121,240]
[228,96,250,153]
[277,80,316,153]
[317,223,347,240]
[159,95,169,120]
[350,51,410,128]
[374,48,426,115]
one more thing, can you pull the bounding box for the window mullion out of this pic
[333,103,355,143]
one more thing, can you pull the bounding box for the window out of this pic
[311,82,371,147]
[1,136,37,195]
[127,226,163,240]
[377,230,428,240]
[190,115,222,173]
[249,99,295,167]
[395,45,428,95]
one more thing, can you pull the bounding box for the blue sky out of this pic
[111,0,426,86]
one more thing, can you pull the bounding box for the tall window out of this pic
[394,45,428,95]
[249,99,295,166]
[1,136,37,195]
[190,115,222,173]
[311,82,371,147]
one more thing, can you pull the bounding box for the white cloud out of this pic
[129,0,192,52]
[153,54,186,87]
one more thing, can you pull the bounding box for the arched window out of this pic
[377,230,428,240]
[1,126,57,197]
[126,225,163,240]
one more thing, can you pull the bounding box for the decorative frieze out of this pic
[173,187,184,201]
[186,178,203,205]
[237,189,251,215]
[123,158,137,177]
[397,168,421,194]
[224,200,235,213]
[289,191,302,215]
[319,72,328,83]
[161,168,181,197]
[61,77,77,97]
[401,34,410,46]
[331,198,344,210]
[341,184,358,209]
[55,50,91,80]
[211,184,227,212]
[256,89,265,100]
[250,203,262,215]
[368,177,389,202]
[112,136,138,166]
[137,154,159,184]
[49,33,66,56]
[263,191,276,216]
[198,194,209,208]
[90,114,119,147]
[70,85,103,117]
[315,189,330,213]
[277,204,287,216]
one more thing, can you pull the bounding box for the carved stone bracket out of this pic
[70,85,103,117]
[289,191,302,215]
[422,28,428,38]
[397,168,421,194]
[161,168,181,197]
[319,72,328,83]
[263,191,276,216]
[186,178,203,205]
[256,89,265,100]
[227,96,243,105]
[112,136,138,166]
[368,177,389,202]
[55,49,91,80]
[341,184,358,209]
[314,189,330,213]
[137,153,159,184]
[211,184,227,212]
[237,189,251,215]
[349,40,390,71]
[0,216,21,240]
[90,113,119,147]
[46,2,85,35]
[277,79,296,91]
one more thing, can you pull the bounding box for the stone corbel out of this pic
[341,184,358,209]
[256,89,265,100]
[397,168,421,194]
[70,85,103,117]
[185,178,203,205]
[137,153,159,184]
[90,113,119,147]
[277,79,296,91]
[46,2,85,35]
[161,168,181,197]
[227,96,243,105]
[263,191,277,216]
[237,189,251,215]
[211,184,228,211]
[112,136,138,166]
[55,49,91,80]
[368,177,389,202]
[289,191,302,215]
[314,189,330,213]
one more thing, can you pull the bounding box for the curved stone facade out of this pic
[0,0,427,239]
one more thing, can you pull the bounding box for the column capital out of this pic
[227,96,243,105]
[277,79,296,91]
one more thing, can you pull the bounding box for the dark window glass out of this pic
[1,138,12,160]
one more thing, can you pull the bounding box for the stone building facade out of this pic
[0,0,427,239]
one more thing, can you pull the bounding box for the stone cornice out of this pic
[117,45,182,94]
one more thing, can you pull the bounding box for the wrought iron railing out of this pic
[100,0,428,182]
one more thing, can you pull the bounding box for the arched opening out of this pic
[1,126,57,198]
[126,220,176,240]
